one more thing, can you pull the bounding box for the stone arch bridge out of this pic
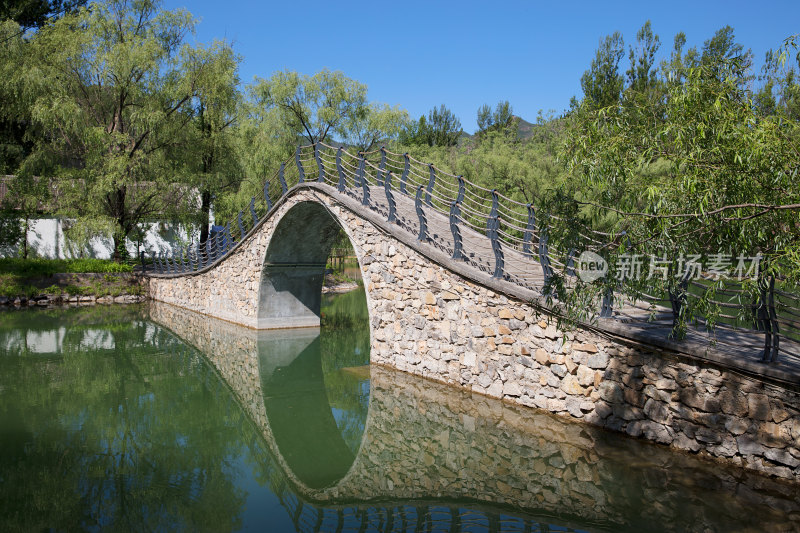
[149,144,800,483]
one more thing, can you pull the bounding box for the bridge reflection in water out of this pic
[149,298,800,533]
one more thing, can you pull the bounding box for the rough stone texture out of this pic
[150,188,800,483]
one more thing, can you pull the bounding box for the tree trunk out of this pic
[199,189,212,246]
[22,215,28,259]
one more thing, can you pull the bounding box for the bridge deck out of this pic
[340,182,800,382]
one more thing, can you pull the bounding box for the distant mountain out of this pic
[513,116,536,139]
[460,115,538,145]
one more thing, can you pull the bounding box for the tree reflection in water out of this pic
[3,297,800,532]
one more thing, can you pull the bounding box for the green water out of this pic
[0,291,798,532]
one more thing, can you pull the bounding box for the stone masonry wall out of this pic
[150,188,800,482]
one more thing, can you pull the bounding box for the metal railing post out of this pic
[600,287,614,318]
[250,197,259,226]
[336,147,345,192]
[264,180,272,211]
[225,223,233,252]
[566,248,577,277]
[358,154,369,206]
[315,143,325,183]
[415,185,428,241]
[757,274,780,363]
[456,175,465,204]
[450,201,463,260]
[538,226,553,284]
[385,171,396,223]
[668,270,690,331]
[487,189,504,279]
[279,162,288,196]
[296,146,305,183]
[377,147,386,186]
[425,164,435,206]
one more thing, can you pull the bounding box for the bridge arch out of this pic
[258,201,346,329]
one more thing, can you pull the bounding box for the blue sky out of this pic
[162,0,799,133]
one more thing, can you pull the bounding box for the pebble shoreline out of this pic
[0,294,147,307]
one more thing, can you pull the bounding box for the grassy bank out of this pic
[0,258,143,300]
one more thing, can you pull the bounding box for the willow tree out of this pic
[253,69,368,145]
[17,0,237,260]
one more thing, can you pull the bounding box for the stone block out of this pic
[598,381,624,404]
[748,394,771,421]
[573,343,598,353]
[551,364,567,378]
[487,380,504,397]
[503,382,522,397]
[586,353,609,369]
[561,375,586,396]
[737,435,763,456]
[764,448,800,468]
[498,308,514,319]
[643,398,671,424]
[535,348,549,365]
[724,417,750,436]
[576,365,594,387]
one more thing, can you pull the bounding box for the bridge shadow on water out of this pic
[147,295,800,533]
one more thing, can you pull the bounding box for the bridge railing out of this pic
[149,142,800,365]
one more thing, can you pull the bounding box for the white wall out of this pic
[0,217,198,259]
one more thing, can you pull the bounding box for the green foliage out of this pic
[0,211,23,252]
[343,102,410,152]
[626,21,661,93]
[253,69,368,145]
[580,31,625,110]
[0,257,132,276]
[8,0,238,260]
[400,104,462,147]
[0,0,86,30]
[561,25,800,333]
[476,101,515,136]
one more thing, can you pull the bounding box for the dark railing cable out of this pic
[279,162,288,196]
[400,153,410,194]
[237,211,245,241]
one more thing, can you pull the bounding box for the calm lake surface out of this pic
[1,288,798,532]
